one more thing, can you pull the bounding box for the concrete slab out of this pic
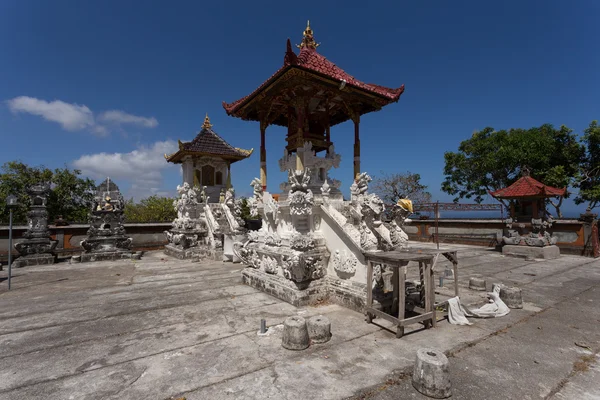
[1,246,599,400]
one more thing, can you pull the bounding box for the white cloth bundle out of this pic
[447,284,510,325]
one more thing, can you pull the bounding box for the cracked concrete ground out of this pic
[0,245,599,400]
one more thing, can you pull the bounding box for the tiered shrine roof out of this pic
[165,115,253,164]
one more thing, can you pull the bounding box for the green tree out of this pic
[441,124,584,217]
[0,161,95,224]
[124,195,177,223]
[575,120,600,210]
[371,171,432,205]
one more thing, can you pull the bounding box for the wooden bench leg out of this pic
[396,326,405,338]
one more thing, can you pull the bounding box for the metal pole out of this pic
[8,208,13,290]
[435,201,440,249]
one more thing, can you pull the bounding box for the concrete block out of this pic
[502,245,560,260]
[469,277,487,291]
[412,348,451,399]
[282,316,310,350]
[499,285,523,309]
[307,315,331,344]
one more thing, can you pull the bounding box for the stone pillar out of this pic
[579,208,598,257]
[353,116,360,180]
[260,121,267,192]
[182,158,194,186]
[226,162,232,189]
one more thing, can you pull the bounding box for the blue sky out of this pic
[1,1,598,216]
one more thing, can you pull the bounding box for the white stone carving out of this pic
[289,231,315,251]
[332,249,358,275]
[261,255,279,274]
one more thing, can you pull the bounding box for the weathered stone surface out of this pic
[307,315,331,344]
[12,253,55,268]
[282,316,310,350]
[412,348,452,399]
[502,244,560,259]
[468,277,487,291]
[499,285,523,309]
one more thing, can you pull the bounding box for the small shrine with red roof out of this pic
[490,169,566,220]
[491,169,564,258]
[165,114,253,202]
[223,21,404,195]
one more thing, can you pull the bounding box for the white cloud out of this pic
[72,140,178,199]
[98,110,158,128]
[6,96,158,136]
[6,96,94,131]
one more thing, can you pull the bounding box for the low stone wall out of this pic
[0,223,171,261]
[406,218,596,257]
[2,218,596,262]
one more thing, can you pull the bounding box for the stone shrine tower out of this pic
[165,114,253,202]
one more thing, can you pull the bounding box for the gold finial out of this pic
[201,113,213,130]
[297,20,320,50]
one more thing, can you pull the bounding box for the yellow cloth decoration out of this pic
[397,198,413,213]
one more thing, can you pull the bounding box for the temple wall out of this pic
[406,218,594,256]
[1,218,596,263]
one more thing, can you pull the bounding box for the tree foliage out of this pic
[575,120,600,209]
[371,171,432,205]
[441,124,584,217]
[0,161,95,224]
[124,195,177,223]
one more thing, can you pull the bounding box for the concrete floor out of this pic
[0,245,599,400]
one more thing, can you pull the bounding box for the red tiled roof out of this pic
[165,124,253,164]
[223,39,404,115]
[490,176,566,199]
[183,128,249,157]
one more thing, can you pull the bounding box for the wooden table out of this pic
[363,247,459,338]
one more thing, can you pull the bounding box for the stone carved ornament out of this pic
[288,168,314,216]
[332,249,358,275]
[502,217,557,247]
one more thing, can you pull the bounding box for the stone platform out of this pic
[11,253,55,268]
[164,244,223,261]
[242,267,370,312]
[76,251,135,263]
[1,246,599,400]
[502,244,560,259]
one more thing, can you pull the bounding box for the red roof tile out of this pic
[490,176,566,199]
[223,39,404,115]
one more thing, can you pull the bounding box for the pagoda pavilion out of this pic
[490,171,566,220]
[165,114,253,202]
[223,21,404,192]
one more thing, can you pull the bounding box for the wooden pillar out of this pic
[532,200,539,219]
[226,162,232,189]
[260,121,267,191]
[353,115,360,180]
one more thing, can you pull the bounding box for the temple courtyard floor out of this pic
[0,245,599,400]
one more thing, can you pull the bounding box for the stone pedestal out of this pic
[307,315,331,344]
[502,244,560,259]
[282,316,310,350]
[469,277,487,291]
[412,348,452,399]
[79,179,134,263]
[499,285,523,309]
[12,184,57,268]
